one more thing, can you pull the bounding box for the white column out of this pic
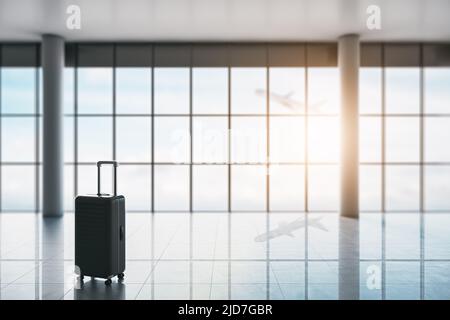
[42,34,64,216]
[339,34,359,218]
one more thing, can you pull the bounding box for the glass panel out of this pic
[154,68,189,114]
[231,117,266,163]
[118,165,151,211]
[64,165,74,211]
[2,117,35,162]
[77,165,101,196]
[385,165,420,211]
[2,68,35,114]
[38,115,43,163]
[385,68,420,114]
[425,68,450,114]
[308,165,339,211]
[359,68,382,114]
[193,117,228,163]
[64,67,74,114]
[154,165,189,210]
[64,117,74,163]
[231,68,266,114]
[77,117,112,162]
[308,67,339,115]
[193,165,227,211]
[359,165,382,211]
[269,165,304,211]
[425,165,450,210]
[359,116,381,163]
[231,165,266,211]
[78,68,113,114]
[38,68,42,114]
[2,165,35,211]
[116,67,151,114]
[154,116,190,163]
[307,116,339,163]
[193,68,228,114]
[116,117,151,162]
[386,117,420,162]
[78,163,114,196]
[425,118,450,162]
[269,67,305,114]
[270,117,305,163]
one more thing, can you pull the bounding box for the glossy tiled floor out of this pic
[0,212,449,300]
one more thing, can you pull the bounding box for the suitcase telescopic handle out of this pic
[97,161,118,196]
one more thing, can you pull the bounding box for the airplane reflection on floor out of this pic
[254,216,328,242]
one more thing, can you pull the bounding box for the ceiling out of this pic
[0,0,449,42]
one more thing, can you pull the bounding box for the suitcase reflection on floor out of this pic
[74,279,126,300]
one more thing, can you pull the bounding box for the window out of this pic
[359,64,445,212]
[424,68,450,211]
[0,52,39,212]
[307,68,340,212]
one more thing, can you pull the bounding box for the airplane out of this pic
[255,89,326,112]
[254,216,328,242]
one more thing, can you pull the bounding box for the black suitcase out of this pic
[75,161,126,285]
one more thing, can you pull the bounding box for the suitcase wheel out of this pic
[105,278,112,285]
[118,273,125,280]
